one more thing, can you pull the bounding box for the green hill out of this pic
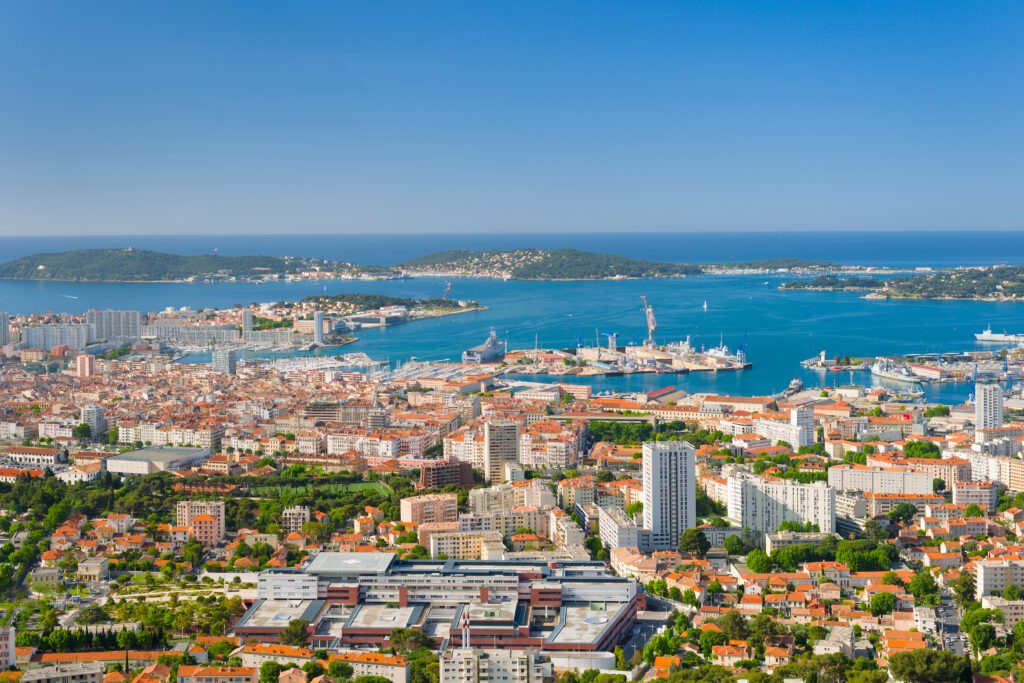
[0,248,318,281]
[398,248,703,279]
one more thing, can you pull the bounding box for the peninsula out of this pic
[0,247,399,282]
[782,265,1024,301]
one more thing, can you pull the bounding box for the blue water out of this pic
[3,230,1024,267]
[1,231,1022,404]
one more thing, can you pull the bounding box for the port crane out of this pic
[640,296,657,347]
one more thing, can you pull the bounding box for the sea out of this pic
[2,231,1023,404]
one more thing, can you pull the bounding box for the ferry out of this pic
[870,359,922,384]
[975,325,1024,343]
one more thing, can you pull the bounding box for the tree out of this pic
[745,549,772,574]
[723,535,744,555]
[328,662,354,680]
[952,572,977,611]
[907,571,938,600]
[260,662,284,683]
[964,504,985,518]
[678,529,710,559]
[969,623,996,655]
[73,423,92,441]
[389,627,433,653]
[888,503,919,525]
[279,619,310,646]
[932,478,946,494]
[881,571,903,586]
[1004,584,1021,601]
[863,519,889,543]
[613,646,627,670]
[353,677,391,683]
[888,650,972,683]
[904,441,941,459]
[869,592,896,616]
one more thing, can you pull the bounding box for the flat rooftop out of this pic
[235,599,325,630]
[306,552,396,577]
[108,446,210,463]
[345,604,420,630]
[547,604,624,645]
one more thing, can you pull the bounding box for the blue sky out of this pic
[1,1,1022,235]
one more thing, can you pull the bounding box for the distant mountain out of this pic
[0,248,318,282]
[397,249,704,280]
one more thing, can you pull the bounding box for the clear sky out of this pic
[1,1,1022,236]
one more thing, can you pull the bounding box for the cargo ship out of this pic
[975,325,1024,343]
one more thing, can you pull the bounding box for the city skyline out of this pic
[3,2,1023,236]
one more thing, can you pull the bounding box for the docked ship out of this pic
[975,325,1024,343]
[870,359,922,384]
[462,328,505,364]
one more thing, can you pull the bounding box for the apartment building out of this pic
[400,494,459,525]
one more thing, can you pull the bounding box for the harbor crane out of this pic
[640,296,657,347]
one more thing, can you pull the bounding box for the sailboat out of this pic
[702,300,708,312]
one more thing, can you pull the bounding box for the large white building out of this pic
[754,408,815,448]
[483,420,520,483]
[826,464,933,495]
[641,441,696,551]
[976,383,1005,431]
[598,506,644,551]
[0,312,9,346]
[976,558,1024,599]
[441,649,552,683]
[23,324,93,350]
[726,474,835,537]
[86,309,141,342]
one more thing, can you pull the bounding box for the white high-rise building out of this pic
[641,441,696,551]
[976,382,1004,431]
[313,311,325,345]
[483,420,520,483]
[754,407,815,448]
[80,404,106,438]
[242,309,254,334]
[86,310,141,342]
[212,349,237,374]
[726,474,835,538]
[23,324,94,350]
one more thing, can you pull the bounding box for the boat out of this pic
[702,300,708,312]
[780,376,804,397]
[870,359,922,384]
[462,328,505,364]
[975,325,1024,343]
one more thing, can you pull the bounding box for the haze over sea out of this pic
[2,231,1023,404]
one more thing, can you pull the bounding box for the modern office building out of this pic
[237,552,641,654]
[641,441,696,551]
[483,420,520,483]
[242,309,254,334]
[212,348,237,374]
[85,309,141,342]
[976,382,1005,431]
[0,312,9,346]
[726,473,835,537]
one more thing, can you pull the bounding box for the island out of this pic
[0,247,399,282]
[396,248,704,279]
[782,266,1024,301]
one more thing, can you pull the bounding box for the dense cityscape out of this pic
[0,290,1021,683]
